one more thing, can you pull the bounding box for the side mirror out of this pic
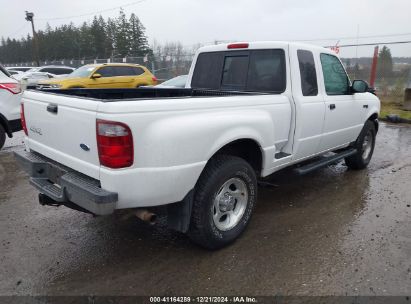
[351,80,369,93]
[91,73,102,79]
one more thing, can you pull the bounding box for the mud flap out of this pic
[167,189,194,233]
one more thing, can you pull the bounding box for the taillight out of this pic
[152,76,158,83]
[0,83,21,94]
[20,103,28,136]
[227,43,249,49]
[96,120,133,169]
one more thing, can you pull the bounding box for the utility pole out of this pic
[25,11,40,66]
[369,46,379,88]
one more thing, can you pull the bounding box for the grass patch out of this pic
[380,102,411,120]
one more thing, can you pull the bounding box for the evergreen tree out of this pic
[0,10,152,63]
[90,16,107,58]
[79,22,93,58]
[377,46,393,78]
[105,17,117,58]
[115,9,131,57]
[129,13,150,57]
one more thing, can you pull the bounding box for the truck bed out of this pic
[35,87,266,101]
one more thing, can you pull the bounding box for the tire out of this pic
[345,120,376,170]
[0,124,6,150]
[188,155,257,249]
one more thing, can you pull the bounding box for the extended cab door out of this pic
[289,46,326,161]
[317,53,363,152]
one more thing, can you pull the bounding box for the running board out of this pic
[275,152,291,159]
[294,149,357,175]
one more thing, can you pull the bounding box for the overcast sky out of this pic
[1,0,410,57]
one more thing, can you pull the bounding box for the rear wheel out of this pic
[345,120,376,170]
[188,155,257,249]
[0,124,6,150]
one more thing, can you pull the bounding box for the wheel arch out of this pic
[209,138,264,176]
[0,113,11,137]
[367,112,379,132]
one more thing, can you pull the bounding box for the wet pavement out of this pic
[0,124,410,296]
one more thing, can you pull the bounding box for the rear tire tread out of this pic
[188,155,257,250]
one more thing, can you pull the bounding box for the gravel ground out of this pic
[0,124,410,296]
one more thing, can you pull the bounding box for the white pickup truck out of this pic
[15,42,380,249]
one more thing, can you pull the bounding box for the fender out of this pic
[366,109,379,132]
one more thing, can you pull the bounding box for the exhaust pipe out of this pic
[135,209,157,225]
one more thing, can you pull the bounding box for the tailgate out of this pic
[23,90,101,179]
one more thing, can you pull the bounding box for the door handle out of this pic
[47,104,58,114]
[329,104,336,110]
[363,104,369,109]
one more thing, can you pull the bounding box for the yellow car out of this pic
[37,63,157,89]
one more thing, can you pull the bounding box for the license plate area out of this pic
[45,162,67,185]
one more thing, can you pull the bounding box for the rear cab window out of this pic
[191,49,286,93]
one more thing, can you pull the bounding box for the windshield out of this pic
[68,65,97,78]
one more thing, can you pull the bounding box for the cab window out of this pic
[320,53,350,95]
[221,54,249,90]
[192,49,286,93]
[297,50,318,96]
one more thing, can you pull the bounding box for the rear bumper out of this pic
[14,150,118,215]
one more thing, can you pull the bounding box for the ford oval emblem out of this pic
[80,143,90,151]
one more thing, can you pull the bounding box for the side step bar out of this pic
[294,148,357,175]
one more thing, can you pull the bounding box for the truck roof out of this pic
[197,41,335,55]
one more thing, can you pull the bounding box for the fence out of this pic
[4,43,411,105]
[336,43,411,106]
[4,55,195,81]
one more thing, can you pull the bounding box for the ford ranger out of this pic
[15,42,380,249]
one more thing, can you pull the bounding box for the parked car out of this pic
[37,63,157,89]
[14,65,75,89]
[156,75,188,88]
[6,66,32,73]
[0,64,22,150]
[15,41,380,249]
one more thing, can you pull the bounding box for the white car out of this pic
[14,66,75,89]
[156,75,188,88]
[15,41,380,249]
[0,65,22,149]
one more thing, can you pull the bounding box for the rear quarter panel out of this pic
[96,94,291,208]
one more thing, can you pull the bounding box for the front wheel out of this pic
[345,120,376,170]
[188,155,257,250]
